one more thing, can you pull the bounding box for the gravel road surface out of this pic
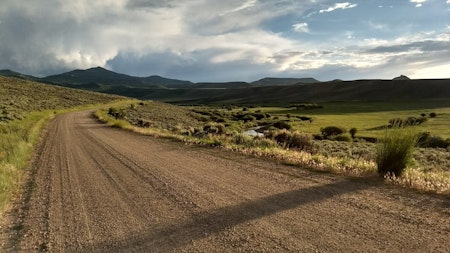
[1,110,449,252]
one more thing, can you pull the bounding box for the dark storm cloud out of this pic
[367,40,450,54]
[0,5,74,75]
[106,50,277,82]
[126,0,177,9]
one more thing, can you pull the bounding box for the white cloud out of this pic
[319,2,357,13]
[292,23,310,33]
[366,21,388,30]
[410,0,426,7]
[410,63,450,79]
[222,0,257,15]
[410,0,427,3]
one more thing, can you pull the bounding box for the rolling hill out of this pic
[97,78,450,105]
[0,76,123,121]
[1,68,449,105]
[251,77,319,86]
[42,67,193,88]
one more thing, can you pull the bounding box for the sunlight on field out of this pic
[260,101,450,139]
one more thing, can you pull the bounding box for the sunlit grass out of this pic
[260,101,450,139]
[0,110,54,210]
[376,126,418,177]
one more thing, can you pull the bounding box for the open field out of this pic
[260,101,450,139]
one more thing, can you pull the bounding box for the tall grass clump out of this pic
[376,126,418,177]
[0,111,54,210]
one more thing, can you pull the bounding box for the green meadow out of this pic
[254,101,450,139]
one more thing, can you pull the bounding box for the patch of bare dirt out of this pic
[1,110,449,252]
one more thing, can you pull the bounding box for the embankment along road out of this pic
[1,110,449,252]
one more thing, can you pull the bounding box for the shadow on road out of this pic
[83,178,374,252]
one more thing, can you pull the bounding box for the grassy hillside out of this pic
[42,67,193,88]
[93,79,450,104]
[251,77,319,86]
[0,76,126,212]
[0,76,124,121]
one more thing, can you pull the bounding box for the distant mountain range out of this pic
[1,67,449,104]
[0,67,317,89]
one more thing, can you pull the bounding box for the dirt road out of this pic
[2,110,449,252]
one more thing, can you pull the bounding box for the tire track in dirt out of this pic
[1,110,449,252]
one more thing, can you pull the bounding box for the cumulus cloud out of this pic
[0,0,320,79]
[319,2,357,13]
[292,23,310,33]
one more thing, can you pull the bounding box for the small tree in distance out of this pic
[321,126,346,139]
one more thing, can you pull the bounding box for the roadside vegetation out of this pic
[96,100,450,195]
[0,76,126,212]
[376,126,418,177]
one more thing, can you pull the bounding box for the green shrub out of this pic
[418,134,449,148]
[233,133,254,146]
[203,123,226,135]
[136,119,151,128]
[252,113,266,120]
[333,135,351,142]
[321,126,346,139]
[241,115,256,122]
[288,132,313,150]
[273,121,292,130]
[266,129,313,150]
[376,127,418,177]
[389,117,426,127]
[297,116,312,121]
[289,103,323,110]
[349,128,357,139]
[417,132,430,145]
[108,107,124,119]
[252,137,277,148]
[271,129,291,145]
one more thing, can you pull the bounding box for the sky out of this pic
[0,0,449,82]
